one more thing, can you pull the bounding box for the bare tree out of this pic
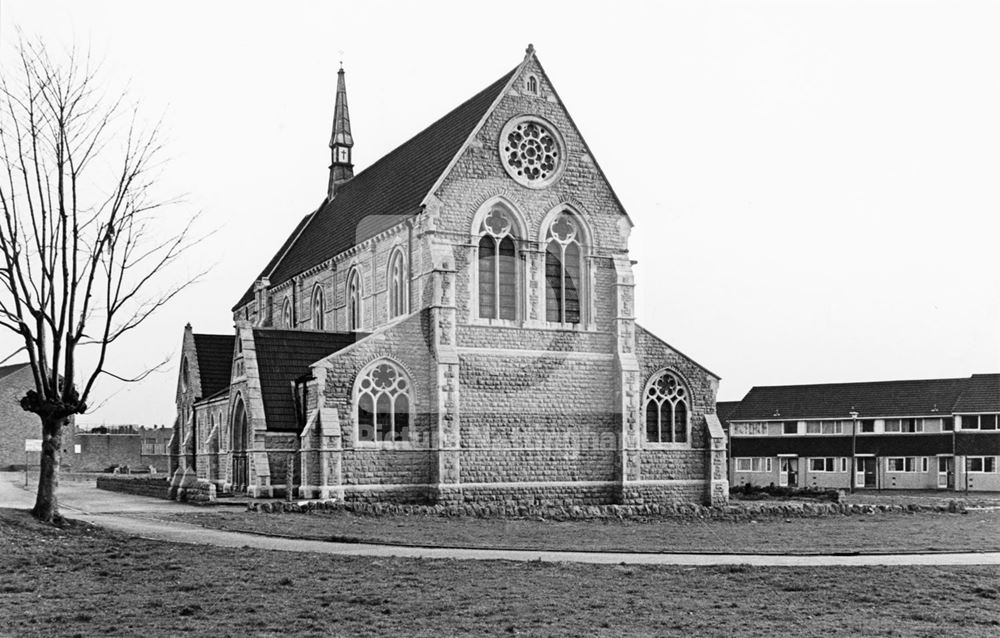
[0,38,201,523]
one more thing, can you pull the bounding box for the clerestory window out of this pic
[388,249,407,319]
[347,267,362,331]
[312,285,325,330]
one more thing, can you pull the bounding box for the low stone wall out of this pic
[96,475,170,499]
[247,497,969,519]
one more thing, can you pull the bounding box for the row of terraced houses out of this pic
[719,373,1000,493]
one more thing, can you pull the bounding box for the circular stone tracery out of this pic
[500,117,563,187]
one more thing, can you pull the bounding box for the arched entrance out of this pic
[231,397,250,492]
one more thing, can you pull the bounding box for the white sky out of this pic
[1,0,997,425]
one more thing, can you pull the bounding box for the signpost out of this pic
[24,439,42,487]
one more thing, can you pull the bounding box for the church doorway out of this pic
[231,398,250,492]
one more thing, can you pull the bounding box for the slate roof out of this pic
[715,401,741,424]
[233,66,518,311]
[252,329,362,432]
[727,377,970,421]
[0,362,31,383]
[953,373,1000,413]
[192,334,235,399]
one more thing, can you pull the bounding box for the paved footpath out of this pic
[4,473,1000,567]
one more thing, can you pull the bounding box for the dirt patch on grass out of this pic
[160,508,1000,554]
[2,508,1000,637]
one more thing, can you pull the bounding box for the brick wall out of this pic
[74,434,142,471]
[0,367,41,470]
[0,366,76,471]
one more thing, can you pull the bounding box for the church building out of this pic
[169,46,728,506]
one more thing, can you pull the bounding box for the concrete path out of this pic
[4,473,1000,567]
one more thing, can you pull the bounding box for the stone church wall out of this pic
[313,310,436,501]
[457,350,618,487]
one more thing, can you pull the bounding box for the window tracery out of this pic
[356,361,411,444]
[500,117,563,187]
[645,370,690,444]
[478,206,519,320]
[544,212,582,324]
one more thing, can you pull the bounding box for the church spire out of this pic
[327,64,354,199]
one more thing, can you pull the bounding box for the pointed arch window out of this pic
[526,75,539,95]
[388,249,407,319]
[281,297,293,328]
[347,268,362,331]
[644,370,690,444]
[356,361,411,444]
[544,212,583,324]
[478,206,519,321]
[312,285,325,330]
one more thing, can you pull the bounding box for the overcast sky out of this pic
[1,1,997,425]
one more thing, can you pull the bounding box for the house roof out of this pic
[727,377,970,421]
[192,334,235,399]
[233,66,519,311]
[953,373,1000,413]
[0,362,31,383]
[715,401,741,423]
[252,329,363,432]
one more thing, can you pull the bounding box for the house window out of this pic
[782,421,797,435]
[355,361,411,444]
[841,458,848,472]
[281,297,293,328]
[312,285,325,330]
[732,422,767,436]
[644,370,690,444]
[968,457,997,473]
[736,457,771,472]
[809,458,837,472]
[886,418,923,433]
[544,212,583,324]
[921,457,929,472]
[478,206,519,320]
[965,414,998,430]
[887,457,917,473]
[860,419,875,433]
[347,267,362,331]
[943,417,955,431]
[806,421,822,434]
[821,421,845,435]
[388,249,407,319]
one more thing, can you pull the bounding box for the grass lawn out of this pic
[2,508,999,637]
[158,508,1000,554]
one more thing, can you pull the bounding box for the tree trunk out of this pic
[32,414,66,523]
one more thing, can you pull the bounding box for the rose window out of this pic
[500,117,563,187]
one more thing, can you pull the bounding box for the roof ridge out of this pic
[338,64,519,202]
[234,63,519,311]
[748,376,970,391]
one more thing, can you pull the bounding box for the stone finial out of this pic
[525,43,535,56]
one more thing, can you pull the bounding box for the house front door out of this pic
[938,457,954,489]
[856,457,876,488]
[779,458,798,487]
